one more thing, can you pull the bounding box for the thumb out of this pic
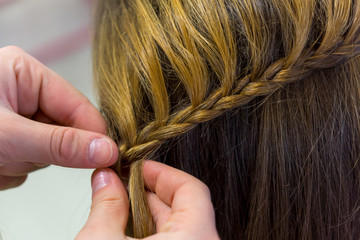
[76,169,129,240]
[0,110,118,168]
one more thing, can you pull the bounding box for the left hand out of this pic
[0,46,118,190]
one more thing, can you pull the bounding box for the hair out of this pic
[92,0,360,239]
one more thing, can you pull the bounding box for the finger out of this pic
[32,110,56,124]
[143,161,212,208]
[0,111,118,168]
[0,175,27,190]
[143,161,216,232]
[146,192,171,232]
[76,169,128,240]
[0,46,106,134]
[33,162,50,168]
[0,162,46,177]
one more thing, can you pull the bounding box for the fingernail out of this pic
[88,137,113,166]
[33,163,49,168]
[92,170,112,194]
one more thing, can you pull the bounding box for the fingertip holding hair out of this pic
[91,169,113,195]
[93,0,360,238]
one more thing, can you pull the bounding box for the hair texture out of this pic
[93,0,360,239]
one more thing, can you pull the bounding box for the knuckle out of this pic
[0,46,27,66]
[201,184,214,206]
[0,45,24,54]
[190,178,213,202]
[49,127,79,165]
[0,46,27,79]
[0,46,27,75]
[63,101,86,126]
[200,182,211,197]
[92,197,127,212]
[190,176,211,196]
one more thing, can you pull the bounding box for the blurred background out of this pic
[0,0,97,239]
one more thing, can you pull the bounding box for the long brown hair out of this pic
[93,0,360,239]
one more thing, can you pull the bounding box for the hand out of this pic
[0,46,118,190]
[77,161,220,240]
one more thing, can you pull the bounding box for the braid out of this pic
[93,0,360,238]
[118,33,360,170]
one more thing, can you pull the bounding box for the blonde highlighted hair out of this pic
[93,0,360,239]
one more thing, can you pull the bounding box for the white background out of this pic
[0,0,97,239]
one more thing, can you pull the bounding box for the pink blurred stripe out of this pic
[0,0,20,8]
[30,24,90,64]
[83,0,93,6]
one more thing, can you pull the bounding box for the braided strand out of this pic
[118,40,360,167]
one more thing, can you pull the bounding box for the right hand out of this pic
[77,161,220,240]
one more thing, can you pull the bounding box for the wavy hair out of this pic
[93,0,360,239]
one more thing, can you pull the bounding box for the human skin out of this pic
[77,161,220,240]
[0,46,219,239]
[0,46,118,190]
